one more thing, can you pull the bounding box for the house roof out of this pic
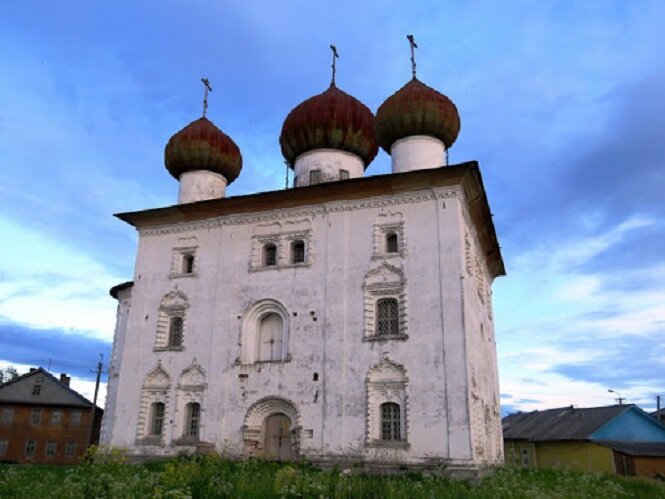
[651,408,665,418]
[596,440,665,457]
[502,405,630,441]
[0,367,99,409]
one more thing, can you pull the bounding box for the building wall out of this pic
[534,441,615,473]
[632,455,665,478]
[103,185,501,467]
[0,403,98,464]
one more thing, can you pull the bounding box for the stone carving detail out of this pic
[170,236,199,279]
[242,396,301,457]
[138,189,459,237]
[155,289,189,351]
[136,362,171,445]
[363,262,407,341]
[373,211,406,258]
[250,219,312,271]
[365,356,409,447]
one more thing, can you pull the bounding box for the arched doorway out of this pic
[243,396,300,459]
[264,412,294,460]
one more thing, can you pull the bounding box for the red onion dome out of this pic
[164,117,242,183]
[375,78,460,153]
[280,84,379,167]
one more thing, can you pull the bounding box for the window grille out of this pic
[381,402,401,440]
[168,317,183,348]
[45,441,57,456]
[50,410,61,425]
[25,440,36,457]
[386,232,398,253]
[65,441,77,456]
[31,408,42,425]
[309,169,321,185]
[186,403,200,437]
[263,244,277,266]
[339,169,349,180]
[291,240,305,264]
[376,298,399,336]
[70,410,81,426]
[1,408,13,424]
[150,402,165,436]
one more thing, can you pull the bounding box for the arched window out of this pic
[185,402,200,438]
[386,232,399,253]
[150,402,165,436]
[258,313,284,362]
[168,317,184,348]
[376,298,399,336]
[291,240,305,264]
[380,402,401,441]
[263,244,277,266]
[183,254,195,274]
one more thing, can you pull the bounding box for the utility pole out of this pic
[88,354,104,447]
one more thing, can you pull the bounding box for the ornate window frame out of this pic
[172,360,207,446]
[372,212,406,259]
[170,244,199,279]
[136,362,171,446]
[363,262,408,342]
[365,357,409,449]
[154,289,189,352]
[250,230,312,271]
[239,299,291,365]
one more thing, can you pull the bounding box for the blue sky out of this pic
[1,0,663,412]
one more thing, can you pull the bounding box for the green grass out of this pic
[1,452,664,498]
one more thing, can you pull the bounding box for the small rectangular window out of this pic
[70,410,81,426]
[65,440,77,456]
[339,169,349,180]
[32,384,41,395]
[25,440,36,457]
[309,169,321,185]
[50,410,62,425]
[291,240,305,264]
[1,407,13,424]
[31,408,42,425]
[45,441,57,456]
[0,439,8,456]
[521,448,530,466]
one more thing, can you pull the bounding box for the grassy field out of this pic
[1,452,664,498]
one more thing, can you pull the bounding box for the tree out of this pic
[0,366,19,384]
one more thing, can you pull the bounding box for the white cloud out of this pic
[496,215,665,411]
[0,216,122,339]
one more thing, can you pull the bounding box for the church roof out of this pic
[164,117,242,183]
[279,84,378,166]
[116,162,505,279]
[375,78,460,153]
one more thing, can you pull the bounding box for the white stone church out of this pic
[100,55,505,472]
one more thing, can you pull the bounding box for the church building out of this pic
[101,44,505,473]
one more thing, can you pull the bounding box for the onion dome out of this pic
[279,84,379,167]
[164,117,242,183]
[375,78,460,153]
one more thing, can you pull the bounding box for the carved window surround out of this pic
[250,230,312,272]
[170,245,199,279]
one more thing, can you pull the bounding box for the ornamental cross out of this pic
[201,78,213,117]
[330,44,339,86]
[407,34,418,78]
